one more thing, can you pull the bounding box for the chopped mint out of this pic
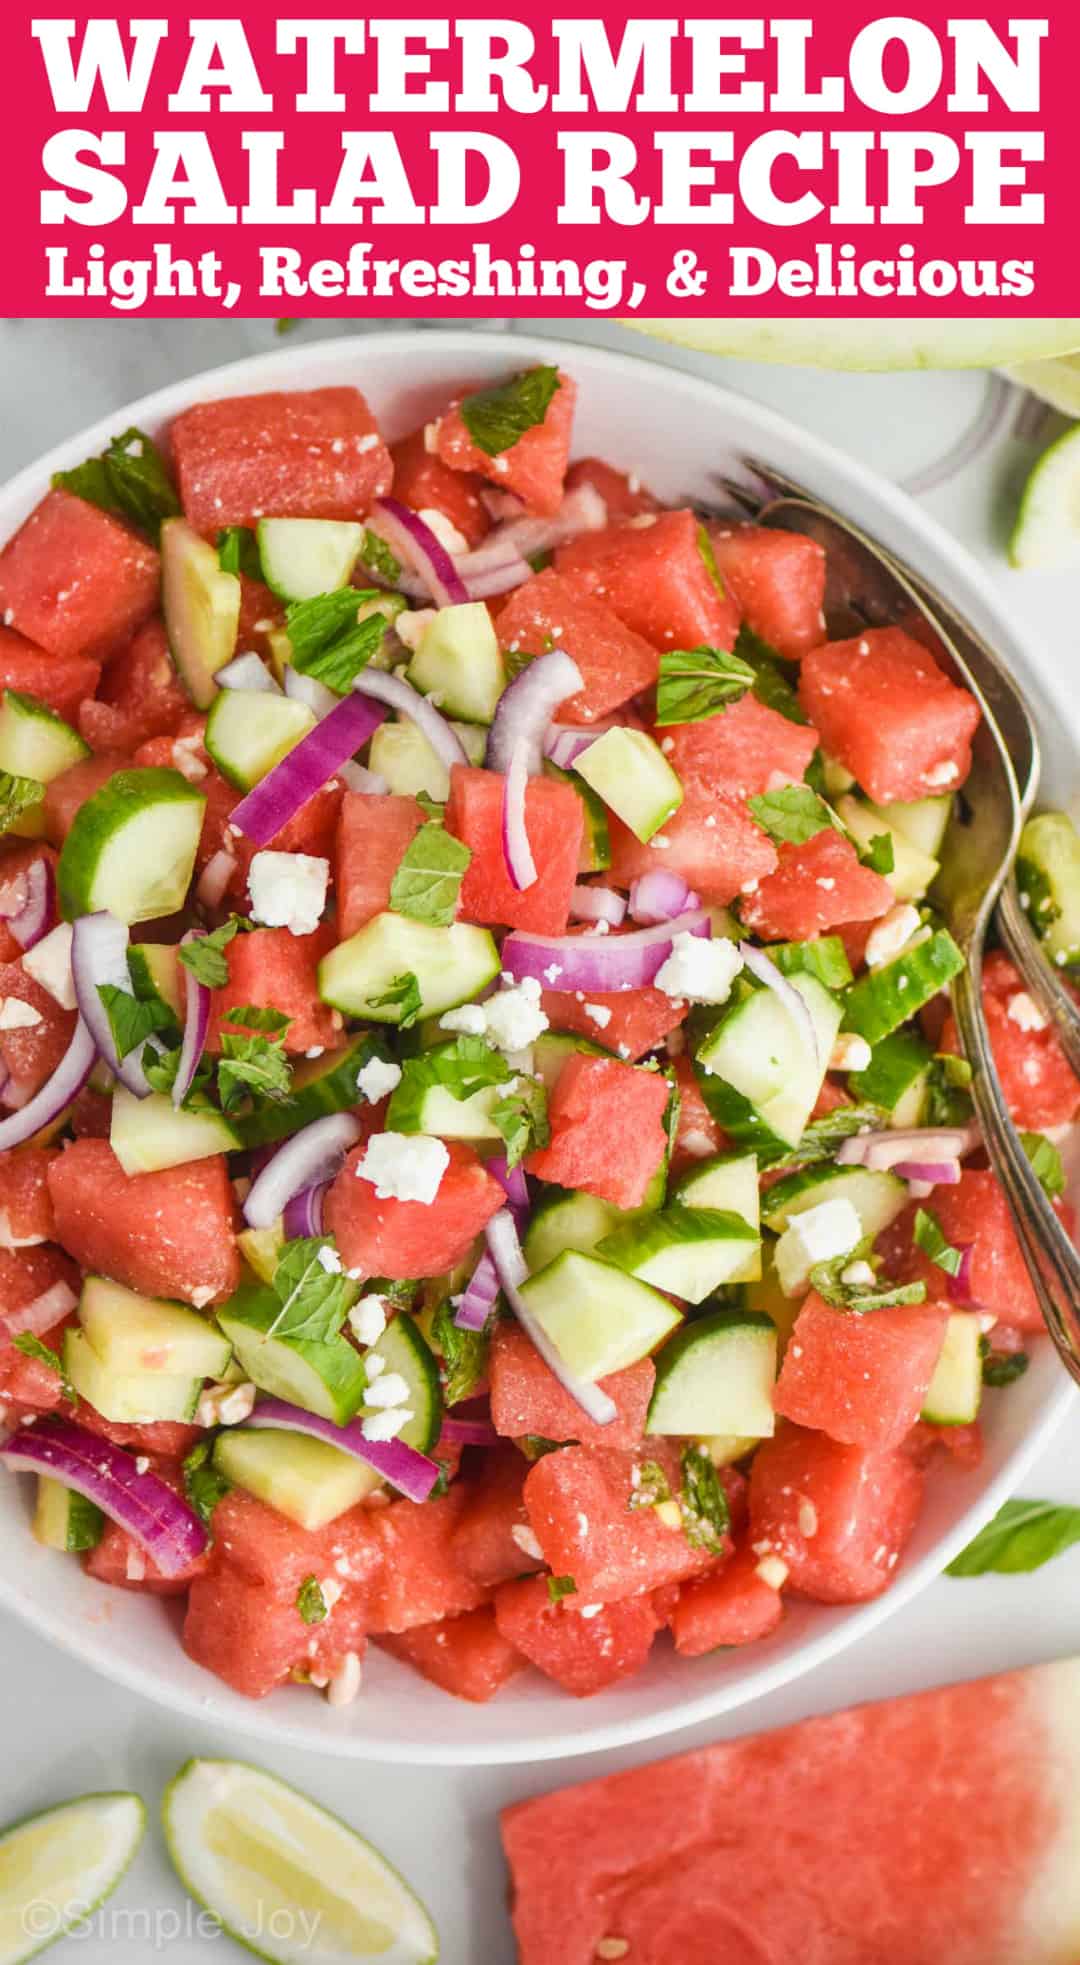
[269,1237,359,1344]
[296,1575,329,1625]
[96,983,174,1060]
[546,1575,577,1603]
[655,643,756,727]
[223,1005,292,1035]
[809,1240,927,1312]
[179,918,246,990]
[370,972,422,1028]
[217,1026,292,1112]
[458,365,560,457]
[925,1051,974,1128]
[53,426,181,542]
[861,832,896,876]
[389,822,471,928]
[696,524,726,597]
[217,526,262,579]
[0,772,45,836]
[492,1078,549,1171]
[913,1206,966,1278]
[980,1338,1030,1388]
[431,1298,490,1406]
[733,624,809,725]
[519,1435,562,1461]
[1020,1131,1065,1200]
[397,1037,507,1105]
[628,1459,672,1510]
[947,1498,1080,1576]
[775,1102,888,1172]
[362,528,402,586]
[748,783,841,847]
[679,1444,730,1555]
[285,590,390,695]
[182,1438,232,1525]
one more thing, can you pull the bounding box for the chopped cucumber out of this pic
[386,1044,507,1142]
[761,1162,908,1238]
[256,517,364,601]
[522,1186,625,1270]
[835,793,939,903]
[57,768,206,925]
[766,935,853,991]
[216,1283,368,1426]
[921,1311,983,1425]
[407,602,506,724]
[646,1309,777,1439]
[33,1476,104,1552]
[63,1328,201,1424]
[848,1027,933,1127]
[366,1314,442,1453]
[574,727,683,844]
[517,1250,682,1380]
[1016,811,1080,969]
[213,1427,381,1530]
[673,1152,760,1279]
[695,972,841,1156]
[236,1222,285,1287]
[703,1434,760,1467]
[234,1036,391,1149]
[0,690,87,783]
[597,1206,760,1305]
[110,1088,240,1177]
[161,517,242,709]
[543,760,612,872]
[205,688,316,792]
[740,1243,803,1348]
[532,1029,612,1091]
[78,1276,232,1379]
[882,794,953,860]
[1010,423,1080,570]
[127,942,183,1022]
[822,754,857,797]
[843,929,965,1044]
[369,717,485,799]
[319,912,500,1023]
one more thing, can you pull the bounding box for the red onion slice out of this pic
[339,760,389,796]
[485,649,584,777]
[216,653,280,693]
[245,1396,441,1503]
[571,884,627,928]
[71,912,154,1099]
[475,482,607,564]
[739,941,819,1066]
[453,1252,500,1333]
[440,1414,499,1448]
[353,670,468,773]
[948,1245,976,1305]
[629,870,699,925]
[502,740,537,892]
[545,725,604,772]
[369,498,469,608]
[0,1017,96,1151]
[836,1126,979,1173]
[2,1417,208,1577]
[244,1112,363,1231]
[195,848,236,909]
[282,1180,329,1241]
[1,1279,78,1338]
[491,1153,529,1225]
[172,928,210,1110]
[0,858,56,952]
[501,909,711,995]
[461,555,534,601]
[485,1208,616,1426]
[892,1159,962,1186]
[283,664,337,720]
[232,693,387,847]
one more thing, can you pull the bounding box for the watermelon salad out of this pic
[0,363,1075,1711]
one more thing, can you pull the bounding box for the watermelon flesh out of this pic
[669,1055,731,1174]
[78,619,188,754]
[523,1443,721,1603]
[496,568,658,725]
[85,1464,211,1597]
[0,625,101,723]
[0,1147,58,1248]
[389,427,491,549]
[446,766,583,936]
[527,1055,670,1210]
[46,1140,240,1307]
[670,1543,785,1656]
[706,522,827,660]
[170,386,392,536]
[488,1322,655,1453]
[749,1421,925,1603]
[335,791,425,940]
[0,963,75,1102]
[938,951,1080,1130]
[877,1171,1047,1335]
[557,509,740,652]
[42,751,131,846]
[378,1605,525,1703]
[657,692,818,796]
[564,457,660,520]
[540,983,686,1063]
[436,371,576,517]
[798,626,981,803]
[450,1446,543,1590]
[362,1486,490,1634]
[773,1291,951,1449]
[607,778,777,908]
[0,490,159,661]
[206,924,340,1057]
[739,828,894,942]
[494,1574,663,1696]
[326,1139,505,1281]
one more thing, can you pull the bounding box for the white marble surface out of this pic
[1,315,1079,1965]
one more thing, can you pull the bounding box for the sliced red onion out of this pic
[369,498,469,609]
[485,649,584,777]
[485,1209,616,1426]
[0,858,55,952]
[195,847,235,909]
[892,1159,962,1186]
[836,1126,979,1173]
[739,942,819,1066]
[502,909,711,995]
[216,653,280,693]
[453,1253,500,1333]
[245,1396,441,1503]
[339,760,389,796]
[545,725,603,772]
[1,1279,78,1338]
[502,740,537,892]
[71,912,153,1099]
[352,669,467,773]
[283,664,337,720]
[948,1245,976,1305]
[232,693,387,846]
[172,928,210,1110]
[490,1153,529,1225]
[629,870,699,925]
[479,487,526,523]
[475,483,607,565]
[441,1414,499,1448]
[1,1417,208,1577]
[571,884,627,928]
[460,554,533,601]
[244,1113,363,1231]
[282,1180,328,1241]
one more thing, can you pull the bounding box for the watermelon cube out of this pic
[539,983,685,1063]
[527,1055,669,1210]
[496,569,658,725]
[0,961,76,1102]
[564,457,661,520]
[556,510,740,652]
[450,1446,543,1589]
[237,573,286,655]
[670,1544,785,1655]
[363,1486,490,1634]
[46,1139,240,1307]
[389,427,491,549]
[739,829,894,943]
[877,1172,1046,1335]
[85,1467,211,1596]
[494,1574,662,1696]
[706,522,827,660]
[657,693,819,797]
[523,1443,718,1602]
[209,1488,382,1595]
[326,1139,505,1281]
[0,846,58,964]
[183,1567,369,1699]
[170,387,392,536]
[608,779,777,907]
[336,792,426,940]
[773,1291,950,1449]
[43,753,131,846]
[489,1322,656,1452]
[669,1055,731,1175]
[0,1309,74,1415]
[0,625,100,724]
[0,490,159,661]
[446,766,583,937]
[207,924,339,1057]
[435,370,577,517]
[78,619,188,753]
[938,951,1080,1130]
[0,1146,58,1248]
[749,1421,925,1603]
[379,1605,525,1703]
[73,1407,200,1461]
[798,627,981,804]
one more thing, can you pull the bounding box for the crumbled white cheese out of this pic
[361,1407,413,1442]
[348,1295,388,1346]
[417,507,469,558]
[0,998,42,1031]
[354,1055,402,1104]
[510,1523,544,1562]
[364,1369,411,1410]
[654,932,743,1005]
[755,1555,790,1591]
[325,1651,363,1707]
[578,1602,604,1619]
[923,760,959,788]
[1006,990,1048,1033]
[355,1131,449,1205]
[774,1197,863,1297]
[439,1002,488,1038]
[864,903,922,969]
[654,1499,683,1531]
[797,1500,819,1539]
[20,923,76,1009]
[583,1003,613,1029]
[196,1380,256,1428]
[364,1352,386,1379]
[483,977,549,1052]
[248,850,329,937]
[171,732,208,782]
[394,607,438,653]
[829,1032,872,1073]
[317,1245,343,1274]
[543,963,564,985]
[840,1259,876,1288]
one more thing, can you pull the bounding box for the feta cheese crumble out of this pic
[20,923,76,1010]
[0,998,42,1031]
[348,1295,388,1346]
[355,1056,402,1104]
[363,1370,411,1409]
[248,851,329,937]
[1006,990,1048,1033]
[654,932,743,1005]
[196,1381,256,1429]
[865,904,921,970]
[443,978,548,1052]
[583,1003,613,1029]
[439,1002,488,1038]
[774,1197,863,1297]
[829,1032,873,1073]
[361,1407,413,1442]
[355,1131,449,1206]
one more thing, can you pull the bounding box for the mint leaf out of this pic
[492,1079,549,1171]
[362,528,402,586]
[981,1338,1029,1388]
[1020,1131,1065,1200]
[926,1051,974,1128]
[296,1575,329,1624]
[459,365,560,457]
[809,1240,927,1312]
[217,1028,292,1112]
[13,1333,75,1404]
[179,919,244,990]
[520,1435,562,1461]
[679,1444,730,1555]
[655,644,756,727]
[0,771,45,836]
[53,427,180,542]
[431,1297,490,1405]
[628,1460,673,1510]
[96,983,175,1060]
[546,1575,577,1603]
[221,1005,292,1036]
[389,822,471,928]
[370,972,422,1028]
[285,589,389,695]
[946,1498,1080,1576]
[696,524,726,597]
[913,1206,966,1278]
[217,526,262,579]
[733,624,809,725]
[144,1042,213,1104]
[748,783,841,847]
[861,832,895,876]
[182,1438,232,1526]
[774,1102,888,1172]
[269,1237,358,1344]
[396,1037,507,1106]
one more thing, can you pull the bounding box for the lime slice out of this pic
[627,318,1080,371]
[1006,354,1080,416]
[162,1760,438,1965]
[1010,424,1080,570]
[0,1792,145,1964]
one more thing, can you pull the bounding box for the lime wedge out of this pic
[162,1760,438,1965]
[0,1792,145,1964]
[627,318,1080,371]
[1006,354,1080,416]
[1010,424,1080,570]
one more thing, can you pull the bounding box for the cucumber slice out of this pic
[205,689,316,792]
[213,1428,381,1530]
[766,935,853,990]
[369,717,485,799]
[64,1328,201,1424]
[646,1309,777,1439]
[740,1243,803,1348]
[848,1027,933,1127]
[234,1036,391,1150]
[695,972,841,1156]
[127,942,183,1022]
[57,767,206,925]
[597,1206,760,1305]
[387,1043,507,1143]
[407,601,506,724]
[110,1087,240,1177]
[517,1249,682,1379]
[237,1222,285,1287]
[573,727,683,844]
[842,930,965,1044]
[523,1186,624,1270]
[319,912,500,1023]
[217,1283,368,1426]
[543,760,612,872]
[161,516,242,709]
[822,754,857,797]
[673,1152,760,1278]
[881,795,953,860]
[1017,811,1080,969]
[703,1434,760,1467]
[761,1162,909,1238]
[162,1759,437,1965]
[33,1475,104,1552]
[78,1275,232,1378]
[0,1791,145,1965]
[921,1312,983,1426]
[1010,423,1080,570]
[366,1314,442,1453]
[256,517,364,601]
[835,793,939,903]
[532,1029,612,1091]
[0,690,88,783]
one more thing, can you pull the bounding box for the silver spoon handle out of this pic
[994,876,1080,1080]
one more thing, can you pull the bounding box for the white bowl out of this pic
[0,329,1072,1765]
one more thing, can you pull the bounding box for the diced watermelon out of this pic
[435,371,577,517]
[527,1055,669,1210]
[0,490,159,661]
[539,984,685,1064]
[877,1172,1046,1335]
[812,1077,854,1119]
[208,1487,381,1595]
[0,1147,58,1248]
[46,1139,240,1307]
[78,619,188,753]
[749,1422,925,1603]
[326,1139,504,1281]
[237,574,286,656]
[668,1055,730,1176]
[670,1544,785,1655]
[206,924,339,1056]
[496,569,657,725]
[170,387,392,536]
[523,1443,718,1602]
[564,457,661,520]
[335,792,426,940]
[494,1575,662,1696]
[446,766,582,936]
[450,1446,542,1589]
[938,951,1080,1130]
[0,844,58,963]
[73,1405,200,1461]
[0,625,100,723]
[183,736,341,901]
[0,963,75,1103]
[85,1464,211,1596]
[556,510,740,652]
[42,752,129,845]
[0,1287,76,1412]
[773,1291,951,1449]
[739,829,894,943]
[706,522,827,660]
[183,1567,369,1698]
[907,1418,986,1471]
[379,1605,525,1703]
[656,693,819,797]
[489,1322,656,1452]
[607,780,777,907]
[363,1486,489,1634]
[389,427,491,548]
[0,1244,75,1323]
[798,627,981,803]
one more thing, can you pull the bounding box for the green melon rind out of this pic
[627,319,1080,371]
